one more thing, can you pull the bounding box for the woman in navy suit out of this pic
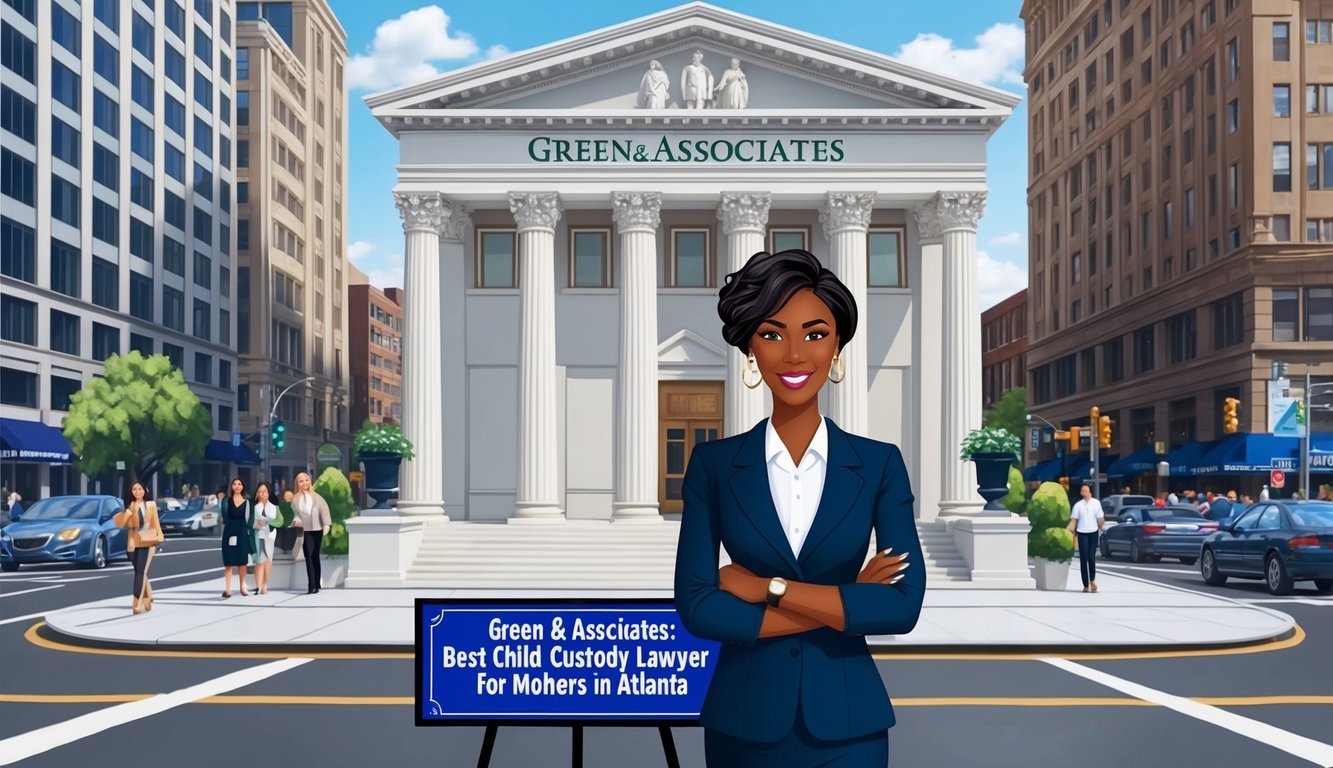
[674,249,925,767]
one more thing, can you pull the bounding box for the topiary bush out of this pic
[313,467,357,556]
[1027,481,1074,563]
[1001,466,1027,515]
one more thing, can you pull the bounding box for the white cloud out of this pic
[988,231,1023,247]
[361,259,405,291]
[977,250,1027,311]
[892,23,1026,87]
[347,240,377,264]
[485,44,511,60]
[347,6,481,91]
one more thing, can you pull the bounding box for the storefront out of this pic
[0,417,76,502]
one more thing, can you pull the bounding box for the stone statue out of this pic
[637,60,670,109]
[680,50,714,109]
[713,58,748,109]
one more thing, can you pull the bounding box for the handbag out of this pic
[136,503,164,545]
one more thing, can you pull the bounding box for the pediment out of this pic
[658,329,727,366]
[367,2,1019,116]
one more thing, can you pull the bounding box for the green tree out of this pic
[313,467,358,556]
[982,387,1028,439]
[61,352,211,485]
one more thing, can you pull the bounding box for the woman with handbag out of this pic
[290,471,332,594]
[219,477,255,598]
[113,482,163,614]
[250,482,279,595]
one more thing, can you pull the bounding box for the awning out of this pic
[1107,445,1164,477]
[1197,433,1301,474]
[1024,458,1060,482]
[0,417,74,464]
[1167,440,1224,477]
[204,439,262,466]
[1313,433,1333,470]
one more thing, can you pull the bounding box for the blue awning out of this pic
[1024,458,1060,482]
[1197,433,1301,475]
[204,439,262,466]
[1107,445,1163,477]
[1167,440,1224,476]
[0,417,74,464]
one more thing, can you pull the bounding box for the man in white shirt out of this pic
[1067,484,1105,593]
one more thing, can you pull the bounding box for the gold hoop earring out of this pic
[828,354,845,384]
[742,354,763,389]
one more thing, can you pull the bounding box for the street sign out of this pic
[1271,469,1285,488]
[1271,397,1305,437]
[1030,428,1040,450]
[231,432,241,447]
[316,443,343,475]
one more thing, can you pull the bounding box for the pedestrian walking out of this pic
[1260,485,1270,501]
[1067,483,1105,593]
[219,477,254,598]
[290,471,331,594]
[250,482,279,595]
[113,482,162,613]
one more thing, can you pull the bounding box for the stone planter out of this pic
[971,452,1015,511]
[320,554,348,588]
[1032,556,1071,591]
[359,452,403,510]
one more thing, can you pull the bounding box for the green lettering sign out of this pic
[526,136,845,164]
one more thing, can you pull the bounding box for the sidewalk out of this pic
[40,562,1294,650]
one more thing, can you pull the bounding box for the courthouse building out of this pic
[350,3,1033,589]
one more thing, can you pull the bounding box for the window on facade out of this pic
[162,286,184,332]
[0,368,37,407]
[1308,288,1333,341]
[569,229,610,288]
[192,299,210,341]
[1212,292,1245,348]
[91,322,119,362]
[0,148,35,206]
[477,230,517,288]
[129,333,152,356]
[162,342,184,372]
[50,238,80,297]
[1273,215,1291,242]
[0,294,35,345]
[50,309,80,355]
[1135,326,1155,373]
[868,230,904,287]
[1227,38,1239,79]
[1274,22,1290,61]
[1274,85,1291,117]
[1227,99,1239,133]
[1274,144,1292,192]
[91,257,118,309]
[130,272,153,322]
[669,229,710,288]
[1168,310,1197,363]
[768,229,807,253]
[129,218,153,262]
[48,375,80,412]
[1272,289,1298,341]
[193,352,212,385]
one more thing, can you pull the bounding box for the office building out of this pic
[981,288,1029,410]
[347,264,403,429]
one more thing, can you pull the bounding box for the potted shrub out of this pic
[1026,481,1075,590]
[313,467,357,587]
[353,420,415,509]
[959,427,1023,510]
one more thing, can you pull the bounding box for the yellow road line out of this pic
[23,620,1306,663]
[2,694,1331,707]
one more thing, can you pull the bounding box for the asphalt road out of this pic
[1,541,1330,768]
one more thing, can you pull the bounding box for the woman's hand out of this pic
[857,549,910,585]
[718,563,768,603]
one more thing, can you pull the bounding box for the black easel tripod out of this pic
[475,724,681,768]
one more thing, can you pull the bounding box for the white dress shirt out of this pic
[1071,498,1105,533]
[765,417,829,558]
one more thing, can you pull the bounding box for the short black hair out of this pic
[123,481,153,508]
[1080,483,1092,491]
[717,249,857,355]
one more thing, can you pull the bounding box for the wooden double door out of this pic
[659,381,723,514]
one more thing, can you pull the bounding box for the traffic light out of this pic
[1222,397,1240,434]
[1090,406,1100,423]
[1098,415,1113,449]
[1067,425,1082,454]
[1058,476,1070,490]
[270,420,286,453]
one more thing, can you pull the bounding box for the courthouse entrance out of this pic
[658,381,723,513]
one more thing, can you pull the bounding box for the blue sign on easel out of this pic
[415,598,720,767]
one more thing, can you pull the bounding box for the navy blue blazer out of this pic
[674,416,925,743]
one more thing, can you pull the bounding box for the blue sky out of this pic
[331,0,1028,309]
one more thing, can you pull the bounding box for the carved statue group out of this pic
[637,51,749,109]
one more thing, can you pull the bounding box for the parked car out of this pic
[0,496,128,571]
[1199,501,1333,595]
[159,497,219,536]
[1100,494,1157,522]
[1100,506,1218,564]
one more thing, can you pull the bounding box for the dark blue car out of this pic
[1199,501,1333,595]
[0,495,128,571]
[1100,505,1219,564]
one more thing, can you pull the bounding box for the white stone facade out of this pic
[353,3,1033,588]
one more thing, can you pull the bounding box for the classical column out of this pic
[394,192,448,518]
[819,192,875,437]
[910,203,945,523]
[438,201,472,521]
[934,191,989,517]
[717,192,771,437]
[509,192,564,521]
[611,192,662,522]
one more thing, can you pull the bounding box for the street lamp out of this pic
[263,376,316,485]
[1026,413,1065,484]
[1302,378,1333,500]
